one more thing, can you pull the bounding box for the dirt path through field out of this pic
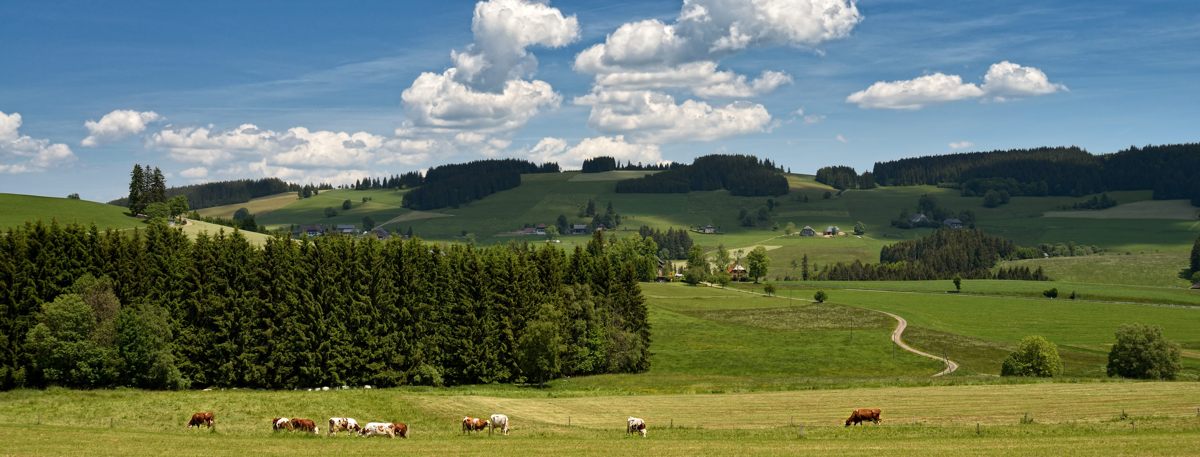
[705,283,959,376]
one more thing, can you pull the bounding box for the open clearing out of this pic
[1044,199,1199,220]
[195,192,300,219]
[0,193,141,230]
[179,219,273,246]
[567,170,659,182]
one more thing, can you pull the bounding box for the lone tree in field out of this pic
[953,274,962,292]
[1106,324,1181,380]
[814,290,827,303]
[854,221,866,236]
[746,246,770,283]
[763,283,776,296]
[1001,336,1064,377]
[1191,235,1200,276]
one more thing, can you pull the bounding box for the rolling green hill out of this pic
[0,193,142,230]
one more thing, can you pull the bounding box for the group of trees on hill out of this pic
[124,164,167,215]
[814,166,876,190]
[403,159,559,210]
[615,154,788,196]
[872,143,1200,205]
[815,229,1047,281]
[637,226,693,260]
[342,173,424,190]
[581,156,675,173]
[0,223,651,390]
[113,176,299,210]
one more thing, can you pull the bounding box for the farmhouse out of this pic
[800,225,817,236]
[728,264,747,281]
[371,227,391,239]
[910,213,930,225]
[299,224,325,237]
[700,224,718,234]
[943,218,964,229]
[336,224,357,234]
[572,224,589,235]
[519,226,536,235]
[535,223,547,235]
[824,226,841,236]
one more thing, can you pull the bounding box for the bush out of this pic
[1000,336,1063,377]
[763,283,776,296]
[814,290,827,303]
[1106,324,1181,380]
[323,207,337,218]
[1042,288,1058,299]
[342,199,352,210]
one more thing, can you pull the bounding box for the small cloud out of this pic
[82,110,162,146]
[180,167,208,179]
[836,134,848,143]
[949,141,974,150]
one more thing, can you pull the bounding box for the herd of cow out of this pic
[185,408,883,438]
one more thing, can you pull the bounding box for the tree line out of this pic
[814,166,876,190]
[871,143,1200,204]
[402,159,559,210]
[341,172,424,190]
[815,229,1048,281]
[637,226,693,260]
[112,175,299,211]
[615,154,788,196]
[581,156,676,173]
[0,223,651,390]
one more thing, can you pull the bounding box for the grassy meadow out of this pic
[0,193,142,230]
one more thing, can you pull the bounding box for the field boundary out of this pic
[702,283,959,376]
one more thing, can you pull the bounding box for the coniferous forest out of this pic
[0,223,650,390]
[615,154,788,196]
[110,177,298,210]
[817,229,1047,281]
[402,159,560,210]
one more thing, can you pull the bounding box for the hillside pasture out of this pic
[0,193,141,230]
[1044,199,1199,220]
[999,252,1194,288]
[179,219,273,247]
[194,192,299,219]
[255,189,410,231]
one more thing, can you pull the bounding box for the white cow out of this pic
[489,414,510,435]
[272,417,291,431]
[361,422,396,438]
[328,417,360,435]
[627,417,647,438]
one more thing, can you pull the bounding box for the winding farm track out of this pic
[702,283,959,377]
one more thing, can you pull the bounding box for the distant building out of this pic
[299,224,325,237]
[943,218,964,229]
[824,226,840,236]
[800,225,817,237]
[572,224,589,235]
[700,224,717,234]
[910,213,930,225]
[371,227,392,239]
[335,224,357,234]
[728,264,747,281]
[519,227,536,235]
[535,223,547,235]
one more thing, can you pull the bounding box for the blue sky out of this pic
[1,0,1198,201]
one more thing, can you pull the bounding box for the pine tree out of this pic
[1191,235,1200,276]
[128,165,145,215]
[149,167,167,204]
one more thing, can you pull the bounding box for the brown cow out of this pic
[272,417,292,431]
[187,411,214,429]
[392,422,409,439]
[462,416,489,434]
[845,408,882,427]
[291,418,319,434]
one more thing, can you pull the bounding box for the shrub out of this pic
[763,283,776,296]
[814,290,827,303]
[1106,324,1181,380]
[342,199,352,210]
[1000,336,1064,377]
[324,207,337,218]
[1042,288,1058,299]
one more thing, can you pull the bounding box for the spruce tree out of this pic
[128,165,145,215]
[149,167,167,204]
[1191,235,1200,276]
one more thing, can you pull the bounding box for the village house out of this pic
[728,264,747,281]
[800,225,817,237]
[824,226,841,236]
[298,224,325,237]
[700,224,717,234]
[336,224,357,235]
[571,224,589,235]
[535,223,547,235]
[943,218,964,229]
[371,227,391,240]
[910,213,930,225]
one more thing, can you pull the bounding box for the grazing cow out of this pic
[845,408,882,427]
[392,422,409,439]
[489,414,510,436]
[291,418,319,434]
[272,417,292,431]
[361,422,396,438]
[626,417,647,438]
[462,416,489,434]
[328,417,360,436]
[187,412,214,429]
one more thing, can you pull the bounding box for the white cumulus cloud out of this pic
[575,89,772,143]
[525,135,664,169]
[82,110,162,146]
[847,61,1065,110]
[0,111,76,174]
[949,141,975,150]
[179,167,209,179]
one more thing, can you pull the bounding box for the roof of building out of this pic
[944,218,963,224]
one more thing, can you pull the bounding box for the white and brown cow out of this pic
[360,422,397,438]
[489,414,510,436]
[272,417,292,431]
[328,417,360,436]
[626,417,647,438]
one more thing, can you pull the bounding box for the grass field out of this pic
[179,219,274,247]
[194,192,300,219]
[254,189,412,231]
[0,193,142,230]
[1044,199,1200,220]
[0,383,1197,456]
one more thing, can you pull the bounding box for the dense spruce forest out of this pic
[110,177,298,210]
[637,226,694,260]
[402,159,559,210]
[0,222,651,390]
[615,154,788,196]
[814,165,876,190]
[869,143,1200,204]
[581,156,675,173]
[816,229,1047,281]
